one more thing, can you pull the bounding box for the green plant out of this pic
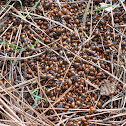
[31,88,57,103]
[52,22,56,26]
[30,44,34,49]
[25,0,41,18]
[26,101,42,113]
[1,42,25,51]
[88,4,117,13]
[82,31,89,39]
[35,39,39,44]
[10,60,19,63]
[17,0,25,16]
[27,39,39,49]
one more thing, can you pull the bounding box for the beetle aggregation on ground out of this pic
[0,0,126,125]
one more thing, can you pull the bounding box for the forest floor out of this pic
[0,0,126,126]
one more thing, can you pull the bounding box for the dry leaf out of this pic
[0,17,8,31]
[100,80,116,96]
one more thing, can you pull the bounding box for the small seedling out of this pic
[26,101,42,113]
[27,39,39,49]
[31,88,57,103]
[1,42,25,51]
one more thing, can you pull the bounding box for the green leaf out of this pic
[88,5,117,13]
[6,43,20,51]
[22,48,26,51]
[31,94,41,99]
[31,44,34,49]
[82,31,89,39]
[42,98,57,103]
[2,42,25,51]
[35,85,39,104]
[25,0,41,18]
[17,0,24,16]
[31,88,39,94]
[35,39,39,44]
[27,45,30,48]
[10,60,19,63]
[2,42,6,44]
[52,23,55,26]
[31,88,57,103]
